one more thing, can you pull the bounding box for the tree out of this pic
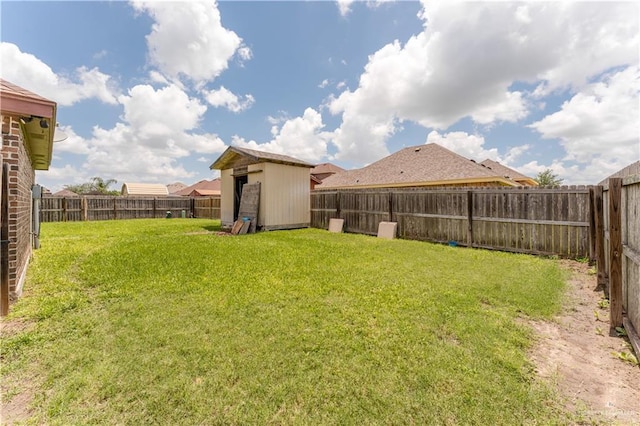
[64,177,119,195]
[534,169,564,188]
[90,177,118,195]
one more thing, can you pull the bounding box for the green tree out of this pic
[90,177,119,194]
[64,177,119,195]
[534,169,564,188]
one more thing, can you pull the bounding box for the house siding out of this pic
[2,114,36,299]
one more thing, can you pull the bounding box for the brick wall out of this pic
[1,114,35,299]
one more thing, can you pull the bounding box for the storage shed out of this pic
[210,146,313,230]
[121,182,169,196]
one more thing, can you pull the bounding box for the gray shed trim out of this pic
[210,146,314,170]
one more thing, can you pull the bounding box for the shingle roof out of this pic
[166,182,187,194]
[311,163,345,175]
[210,146,314,170]
[0,79,55,106]
[173,179,221,196]
[317,143,519,189]
[480,159,537,185]
[1,79,57,170]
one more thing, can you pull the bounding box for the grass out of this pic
[1,219,570,424]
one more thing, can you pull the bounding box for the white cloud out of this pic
[49,84,227,184]
[425,130,530,166]
[336,0,394,17]
[328,1,638,166]
[202,86,255,113]
[132,1,248,84]
[119,84,207,139]
[196,157,209,162]
[318,79,330,89]
[37,164,87,186]
[529,66,639,164]
[231,108,330,163]
[93,49,108,60]
[337,0,354,17]
[52,126,92,155]
[0,42,118,106]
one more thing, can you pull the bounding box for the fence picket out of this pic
[311,187,591,259]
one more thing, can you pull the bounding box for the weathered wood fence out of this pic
[311,186,592,258]
[41,196,221,222]
[601,172,640,350]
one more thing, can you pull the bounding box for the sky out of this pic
[1,0,638,192]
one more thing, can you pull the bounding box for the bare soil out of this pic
[529,260,640,425]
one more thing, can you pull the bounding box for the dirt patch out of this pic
[529,260,640,425]
[183,230,232,236]
[1,319,37,425]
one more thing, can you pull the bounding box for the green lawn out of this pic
[2,219,570,424]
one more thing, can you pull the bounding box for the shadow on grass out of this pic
[201,224,222,232]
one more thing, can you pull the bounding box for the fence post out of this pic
[388,190,393,222]
[593,186,606,290]
[588,187,596,264]
[608,178,623,328]
[62,197,67,222]
[82,197,88,221]
[467,190,473,247]
[336,191,341,218]
[113,197,117,220]
[153,197,157,219]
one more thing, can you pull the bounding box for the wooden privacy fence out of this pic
[312,186,592,259]
[601,175,640,349]
[41,196,220,222]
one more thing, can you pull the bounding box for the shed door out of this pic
[233,175,248,221]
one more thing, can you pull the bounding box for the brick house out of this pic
[1,79,57,315]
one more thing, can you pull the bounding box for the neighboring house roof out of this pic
[166,182,187,194]
[598,160,640,186]
[174,179,221,196]
[480,159,538,186]
[53,189,79,197]
[311,163,345,175]
[210,146,314,170]
[121,182,169,196]
[0,78,57,170]
[317,143,520,189]
[188,189,221,197]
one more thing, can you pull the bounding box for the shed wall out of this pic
[261,162,310,229]
[220,168,234,228]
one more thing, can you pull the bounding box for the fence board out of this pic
[602,172,640,335]
[312,187,591,259]
[41,195,220,222]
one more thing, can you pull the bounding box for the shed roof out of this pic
[210,146,314,170]
[480,159,537,186]
[0,78,57,170]
[318,143,520,189]
[121,182,169,196]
